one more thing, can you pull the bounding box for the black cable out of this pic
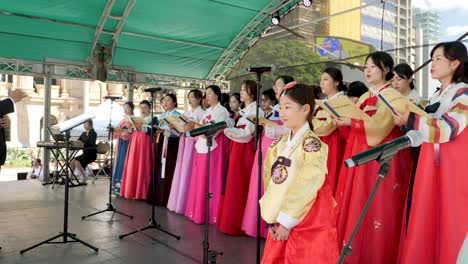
[380,0,386,51]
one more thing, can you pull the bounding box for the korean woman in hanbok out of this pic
[120,100,157,200]
[334,52,412,264]
[229,92,242,124]
[241,76,293,238]
[312,67,349,196]
[260,82,338,264]
[392,63,422,105]
[217,80,263,235]
[184,85,230,224]
[147,93,181,207]
[167,89,204,214]
[393,41,468,264]
[111,102,134,195]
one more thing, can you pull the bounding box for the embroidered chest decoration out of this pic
[271,156,291,184]
[270,137,281,148]
[302,135,321,152]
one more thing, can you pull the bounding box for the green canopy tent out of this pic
[0,0,301,178]
[0,0,301,83]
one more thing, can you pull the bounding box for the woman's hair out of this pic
[188,89,203,101]
[276,75,294,85]
[221,92,230,109]
[85,119,93,127]
[393,63,415,89]
[124,102,135,114]
[140,100,151,108]
[162,93,178,108]
[346,81,368,98]
[281,83,316,130]
[262,88,278,105]
[242,80,258,101]
[366,51,395,81]
[431,41,468,84]
[230,92,241,103]
[322,67,347,92]
[309,84,322,99]
[206,85,222,102]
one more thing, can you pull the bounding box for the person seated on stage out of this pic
[27,158,43,180]
[70,119,97,183]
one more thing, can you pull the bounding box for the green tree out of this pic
[227,38,325,91]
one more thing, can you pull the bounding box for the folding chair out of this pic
[91,141,110,184]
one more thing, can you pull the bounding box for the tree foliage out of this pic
[227,38,325,91]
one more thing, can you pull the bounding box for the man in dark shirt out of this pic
[0,88,27,171]
[70,119,97,183]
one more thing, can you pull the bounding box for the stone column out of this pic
[83,81,90,113]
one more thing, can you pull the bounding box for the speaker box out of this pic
[17,172,28,180]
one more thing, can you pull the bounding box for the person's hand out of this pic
[184,122,196,131]
[392,105,410,127]
[8,87,27,102]
[274,224,290,241]
[334,117,351,127]
[268,225,278,240]
[0,116,10,128]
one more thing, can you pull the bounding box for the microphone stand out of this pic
[337,148,398,264]
[20,130,99,254]
[202,128,224,264]
[254,71,265,264]
[81,97,133,220]
[119,90,180,242]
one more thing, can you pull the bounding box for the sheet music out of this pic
[380,89,431,118]
[315,97,371,121]
[52,113,96,133]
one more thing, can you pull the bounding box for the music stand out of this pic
[81,97,133,221]
[20,114,99,254]
[119,88,180,242]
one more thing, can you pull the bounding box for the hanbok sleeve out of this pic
[224,108,264,143]
[351,98,395,146]
[275,137,328,230]
[407,87,468,144]
[312,115,337,137]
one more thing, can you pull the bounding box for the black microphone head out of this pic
[103,96,122,100]
[246,64,278,73]
[406,130,423,147]
[144,87,163,93]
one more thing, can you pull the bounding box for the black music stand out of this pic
[81,97,133,221]
[20,118,98,254]
[119,88,180,242]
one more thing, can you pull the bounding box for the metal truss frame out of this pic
[206,0,302,80]
[0,57,229,91]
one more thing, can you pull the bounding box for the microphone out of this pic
[144,87,163,93]
[186,121,230,137]
[345,130,423,168]
[103,96,122,100]
[246,64,278,73]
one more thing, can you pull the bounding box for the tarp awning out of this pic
[0,0,300,81]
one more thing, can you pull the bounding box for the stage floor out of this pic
[0,179,264,263]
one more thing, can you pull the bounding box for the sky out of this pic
[412,0,467,41]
